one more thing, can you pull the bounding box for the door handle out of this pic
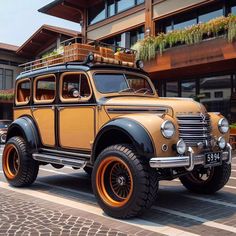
[31,107,37,111]
[51,106,55,110]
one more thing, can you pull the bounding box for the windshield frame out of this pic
[92,71,157,97]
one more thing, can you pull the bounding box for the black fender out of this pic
[6,116,40,153]
[91,118,155,163]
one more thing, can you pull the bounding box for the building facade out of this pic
[0,43,26,120]
[40,0,236,123]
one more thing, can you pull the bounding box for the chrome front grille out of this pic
[177,114,212,147]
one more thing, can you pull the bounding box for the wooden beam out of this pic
[145,0,154,37]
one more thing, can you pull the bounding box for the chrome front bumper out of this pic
[149,143,232,171]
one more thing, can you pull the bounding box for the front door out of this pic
[32,74,56,147]
[58,72,95,151]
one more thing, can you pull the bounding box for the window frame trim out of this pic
[59,72,93,103]
[34,74,56,105]
[15,78,31,106]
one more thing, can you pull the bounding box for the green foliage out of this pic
[41,46,64,59]
[230,123,236,129]
[0,93,14,101]
[133,15,236,61]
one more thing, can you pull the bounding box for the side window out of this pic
[16,79,31,105]
[34,74,56,104]
[60,73,91,102]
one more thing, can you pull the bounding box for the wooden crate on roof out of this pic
[64,43,100,62]
[114,51,136,67]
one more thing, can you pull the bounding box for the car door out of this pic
[58,72,95,151]
[32,74,56,147]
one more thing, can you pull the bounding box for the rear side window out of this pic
[60,72,91,102]
[16,79,31,105]
[34,74,56,104]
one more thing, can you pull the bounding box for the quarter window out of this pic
[34,75,56,103]
[16,79,31,105]
[61,73,91,102]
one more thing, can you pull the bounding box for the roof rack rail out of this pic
[19,38,139,74]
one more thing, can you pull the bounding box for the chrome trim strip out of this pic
[40,148,91,159]
[226,143,232,164]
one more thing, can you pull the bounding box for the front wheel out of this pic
[92,144,159,219]
[2,136,39,187]
[179,162,231,194]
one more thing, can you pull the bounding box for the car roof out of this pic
[16,62,148,81]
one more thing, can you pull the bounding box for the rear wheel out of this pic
[179,162,231,194]
[92,144,159,218]
[2,136,39,187]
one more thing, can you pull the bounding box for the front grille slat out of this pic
[177,114,212,147]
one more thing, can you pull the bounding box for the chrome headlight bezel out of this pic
[218,136,226,150]
[161,120,175,139]
[176,139,187,155]
[218,118,229,134]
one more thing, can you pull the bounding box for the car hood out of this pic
[101,96,206,116]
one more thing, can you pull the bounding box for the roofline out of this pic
[38,0,64,13]
[17,24,80,54]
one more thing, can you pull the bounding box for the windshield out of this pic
[0,121,11,129]
[93,73,154,95]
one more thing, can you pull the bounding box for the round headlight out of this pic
[161,120,175,139]
[218,118,229,134]
[176,139,187,155]
[0,134,6,143]
[218,136,226,150]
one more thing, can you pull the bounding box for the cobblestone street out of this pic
[1,145,236,236]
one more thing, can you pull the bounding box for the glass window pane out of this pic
[130,26,144,47]
[17,80,30,103]
[117,0,135,13]
[108,0,115,17]
[199,75,231,117]
[35,75,55,102]
[0,69,3,89]
[137,0,144,4]
[88,2,106,25]
[174,18,197,30]
[199,9,223,23]
[232,6,236,15]
[181,80,196,99]
[5,69,13,89]
[166,81,178,97]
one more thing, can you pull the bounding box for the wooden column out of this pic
[82,8,87,43]
[145,0,154,37]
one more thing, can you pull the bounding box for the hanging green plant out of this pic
[133,15,236,61]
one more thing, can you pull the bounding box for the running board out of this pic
[32,153,87,168]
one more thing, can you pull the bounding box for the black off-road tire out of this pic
[179,162,231,194]
[2,136,39,187]
[83,166,93,176]
[92,144,159,219]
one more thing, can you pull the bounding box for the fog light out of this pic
[0,134,6,143]
[136,60,144,69]
[218,137,226,150]
[176,139,186,155]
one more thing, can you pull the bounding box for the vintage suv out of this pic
[2,41,232,219]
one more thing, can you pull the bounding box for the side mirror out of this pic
[69,88,81,98]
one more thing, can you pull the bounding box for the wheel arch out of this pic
[91,118,155,164]
[6,116,40,153]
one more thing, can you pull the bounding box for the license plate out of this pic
[205,152,221,166]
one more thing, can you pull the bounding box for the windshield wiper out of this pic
[134,88,152,94]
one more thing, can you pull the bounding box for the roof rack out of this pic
[19,38,139,73]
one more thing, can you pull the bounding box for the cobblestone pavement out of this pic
[0,190,130,236]
[0,145,236,236]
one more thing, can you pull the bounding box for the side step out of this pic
[32,153,87,169]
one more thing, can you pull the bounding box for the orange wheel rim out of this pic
[3,144,20,179]
[96,156,133,207]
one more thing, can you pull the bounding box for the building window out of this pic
[117,0,135,13]
[5,69,13,89]
[166,81,178,97]
[181,80,196,99]
[199,75,231,118]
[88,0,144,25]
[88,1,106,25]
[0,69,3,90]
[130,26,144,47]
[157,2,224,33]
